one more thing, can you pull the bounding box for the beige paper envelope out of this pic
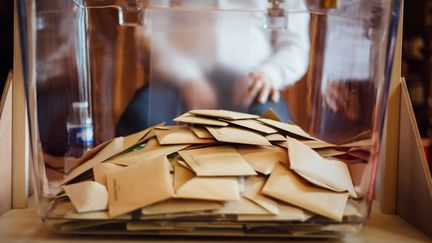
[64,181,108,213]
[70,139,113,170]
[302,139,337,149]
[214,197,271,215]
[173,162,240,201]
[265,133,286,142]
[224,119,278,134]
[243,175,279,214]
[338,138,372,149]
[107,156,174,218]
[258,118,316,140]
[107,138,188,166]
[155,125,216,145]
[316,148,347,157]
[93,163,124,187]
[141,198,224,215]
[237,202,308,222]
[122,126,154,151]
[237,146,288,175]
[189,109,259,120]
[262,162,348,221]
[259,108,282,122]
[206,126,271,146]
[189,125,214,139]
[288,138,357,198]
[174,113,229,126]
[61,137,125,185]
[178,145,256,176]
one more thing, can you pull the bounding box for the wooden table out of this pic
[0,197,430,242]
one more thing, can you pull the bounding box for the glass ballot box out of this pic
[18,0,400,238]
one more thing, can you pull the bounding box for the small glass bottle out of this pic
[65,101,93,173]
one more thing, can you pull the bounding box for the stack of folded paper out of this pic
[51,109,372,233]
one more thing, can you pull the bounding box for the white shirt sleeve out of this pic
[256,2,310,89]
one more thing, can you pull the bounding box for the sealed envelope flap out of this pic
[189,109,259,120]
[93,163,124,187]
[288,137,357,198]
[64,181,108,213]
[258,118,316,140]
[174,113,229,126]
[206,126,271,146]
[107,156,174,218]
[61,137,125,185]
[237,145,288,175]
[262,163,348,221]
[174,162,240,201]
[178,145,257,176]
[155,125,216,145]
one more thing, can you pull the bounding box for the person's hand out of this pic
[236,71,280,108]
[324,81,360,121]
[181,79,218,109]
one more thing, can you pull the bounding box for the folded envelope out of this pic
[174,113,229,126]
[214,197,272,215]
[262,162,348,221]
[173,161,240,201]
[259,108,282,122]
[301,139,337,149]
[237,145,288,175]
[258,118,316,140]
[315,148,347,157]
[243,175,279,214]
[206,126,271,146]
[107,138,188,166]
[288,137,357,198]
[189,109,259,120]
[189,125,214,139]
[265,133,286,142]
[155,125,216,145]
[223,119,278,134]
[178,145,256,176]
[61,137,125,185]
[106,156,174,218]
[237,202,309,222]
[141,198,224,215]
[93,163,124,187]
[64,181,108,213]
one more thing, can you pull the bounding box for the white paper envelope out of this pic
[258,118,316,140]
[189,109,259,120]
[107,156,174,218]
[206,126,271,146]
[107,138,188,166]
[62,137,125,185]
[93,163,124,187]
[141,198,224,215]
[155,125,216,145]
[64,181,108,213]
[262,163,348,221]
[174,162,240,201]
[174,113,229,126]
[178,145,256,176]
[237,145,288,175]
[224,119,278,134]
[288,137,357,198]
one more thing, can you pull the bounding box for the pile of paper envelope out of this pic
[53,109,372,233]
